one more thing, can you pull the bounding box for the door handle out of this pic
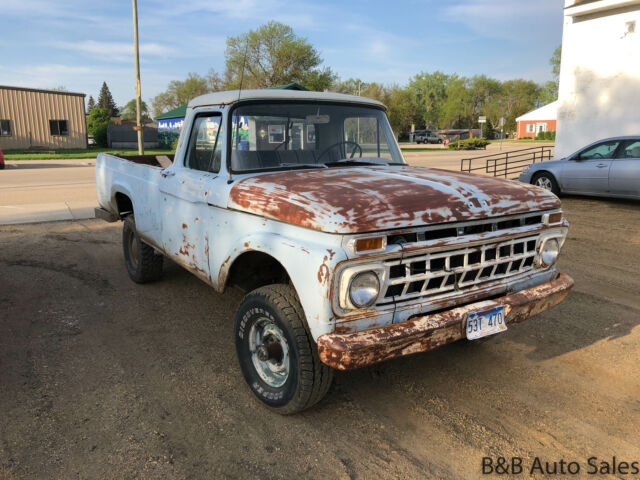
[596,164,607,168]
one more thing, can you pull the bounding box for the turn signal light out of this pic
[355,237,384,253]
[546,212,563,224]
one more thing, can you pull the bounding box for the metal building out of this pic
[0,85,87,150]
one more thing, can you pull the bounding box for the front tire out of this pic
[122,216,163,283]
[234,284,333,414]
[532,172,560,196]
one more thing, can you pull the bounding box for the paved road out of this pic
[0,143,553,225]
[0,159,96,224]
[1,197,638,478]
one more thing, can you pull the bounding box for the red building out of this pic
[516,100,557,139]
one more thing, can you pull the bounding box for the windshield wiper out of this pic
[324,159,388,167]
[277,163,327,170]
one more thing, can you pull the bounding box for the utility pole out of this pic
[132,0,144,155]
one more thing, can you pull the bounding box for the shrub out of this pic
[86,107,110,147]
[448,138,489,150]
[170,138,179,151]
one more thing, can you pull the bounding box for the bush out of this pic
[86,107,110,147]
[448,138,489,150]
[170,138,179,151]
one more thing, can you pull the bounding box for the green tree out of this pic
[87,96,96,114]
[550,45,562,80]
[481,118,494,139]
[539,45,562,104]
[408,71,450,129]
[151,72,212,117]
[498,79,540,133]
[120,99,150,121]
[225,21,334,91]
[331,78,369,95]
[86,107,110,147]
[97,82,119,117]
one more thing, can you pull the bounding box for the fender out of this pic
[215,231,346,340]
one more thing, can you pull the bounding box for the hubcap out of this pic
[535,176,553,191]
[249,318,290,388]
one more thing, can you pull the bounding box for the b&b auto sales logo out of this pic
[482,456,639,476]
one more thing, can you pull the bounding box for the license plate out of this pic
[466,306,507,340]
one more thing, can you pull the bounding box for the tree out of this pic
[550,45,562,80]
[51,85,69,92]
[331,78,369,95]
[87,96,96,114]
[408,71,450,129]
[481,119,494,139]
[225,21,334,91]
[86,107,110,147]
[120,99,150,121]
[539,45,562,104]
[151,72,211,117]
[97,82,119,117]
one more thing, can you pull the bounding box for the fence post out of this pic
[503,152,508,177]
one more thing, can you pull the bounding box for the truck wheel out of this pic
[234,284,333,414]
[122,216,163,283]
[532,172,560,196]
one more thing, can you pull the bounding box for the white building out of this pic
[556,0,640,159]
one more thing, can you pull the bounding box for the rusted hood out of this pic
[228,166,560,234]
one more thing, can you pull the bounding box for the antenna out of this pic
[229,39,250,185]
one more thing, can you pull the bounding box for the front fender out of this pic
[215,232,346,340]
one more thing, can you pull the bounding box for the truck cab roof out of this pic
[188,89,386,109]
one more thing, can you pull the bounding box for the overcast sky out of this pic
[1,0,564,108]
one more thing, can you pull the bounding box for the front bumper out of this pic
[317,272,573,370]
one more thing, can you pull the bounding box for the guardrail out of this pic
[460,146,553,179]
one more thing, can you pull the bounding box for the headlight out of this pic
[539,238,559,267]
[522,165,530,173]
[349,271,380,308]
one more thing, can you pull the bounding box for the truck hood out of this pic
[228,166,560,234]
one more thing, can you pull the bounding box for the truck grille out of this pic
[379,234,539,305]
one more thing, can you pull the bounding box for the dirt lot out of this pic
[1,197,639,479]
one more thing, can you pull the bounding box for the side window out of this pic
[615,140,640,159]
[577,140,620,160]
[186,114,224,173]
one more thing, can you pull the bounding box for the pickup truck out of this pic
[95,89,573,414]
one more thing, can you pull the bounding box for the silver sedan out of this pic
[519,136,640,199]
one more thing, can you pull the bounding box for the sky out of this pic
[1,0,564,109]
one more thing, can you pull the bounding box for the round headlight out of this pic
[539,238,559,267]
[349,271,380,308]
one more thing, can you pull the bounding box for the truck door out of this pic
[159,112,225,282]
[609,139,640,197]
[561,139,620,194]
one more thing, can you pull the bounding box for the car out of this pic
[88,135,96,146]
[94,88,573,413]
[415,130,443,144]
[520,136,640,199]
[0,148,4,170]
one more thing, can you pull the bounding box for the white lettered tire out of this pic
[234,284,333,414]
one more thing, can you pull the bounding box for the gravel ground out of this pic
[0,196,638,479]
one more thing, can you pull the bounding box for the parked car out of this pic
[95,89,573,413]
[88,135,96,146]
[415,130,443,144]
[520,136,640,199]
[0,148,4,170]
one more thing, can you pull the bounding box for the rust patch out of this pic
[227,166,560,234]
[300,247,310,254]
[182,223,188,229]
[317,256,330,285]
[318,273,574,370]
[244,241,250,248]
[327,249,336,260]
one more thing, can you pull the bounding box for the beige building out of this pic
[0,85,87,150]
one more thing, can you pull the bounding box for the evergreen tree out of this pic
[97,82,119,117]
[87,96,96,114]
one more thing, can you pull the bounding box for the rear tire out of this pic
[122,216,163,283]
[234,284,333,414]
[532,172,560,196]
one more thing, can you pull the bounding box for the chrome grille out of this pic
[379,234,539,305]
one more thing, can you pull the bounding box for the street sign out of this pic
[478,116,487,123]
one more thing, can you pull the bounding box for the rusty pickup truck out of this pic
[95,89,573,414]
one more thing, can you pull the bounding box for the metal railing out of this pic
[460,146,553,179]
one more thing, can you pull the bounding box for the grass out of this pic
[3,148,174,160]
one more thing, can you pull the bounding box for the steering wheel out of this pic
[317,141,362,162]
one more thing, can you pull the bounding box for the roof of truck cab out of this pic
[188,89,386,109]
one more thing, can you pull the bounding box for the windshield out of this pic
[229,102,405,172]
